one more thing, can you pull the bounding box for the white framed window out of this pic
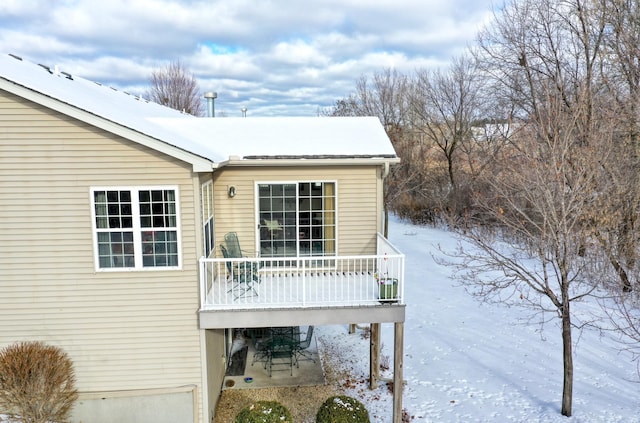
[91,187,181,270]
[201,180,215,257]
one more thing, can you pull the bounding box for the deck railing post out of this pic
[302,257,306,306]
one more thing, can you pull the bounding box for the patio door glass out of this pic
[258,183,297,257]
[258,182,336,258]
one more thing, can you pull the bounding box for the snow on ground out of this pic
[316,216,640,422]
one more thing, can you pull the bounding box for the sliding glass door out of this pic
[258,182,336,258]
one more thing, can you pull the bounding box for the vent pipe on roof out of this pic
[204,92,217,117]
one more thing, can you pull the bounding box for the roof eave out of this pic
[215,156,401,169]
[0,78,215,173]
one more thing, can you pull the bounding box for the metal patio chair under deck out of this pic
[267,327,299,377]
[295,326,315,363]
[249,328,271,367]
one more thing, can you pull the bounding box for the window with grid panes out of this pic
[92,187,180,270]
[201,181,215,257]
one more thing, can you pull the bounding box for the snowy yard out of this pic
[316,216,640,422]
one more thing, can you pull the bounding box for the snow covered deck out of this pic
[199,254,404,310]
[199,236,404,311]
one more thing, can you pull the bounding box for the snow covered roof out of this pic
[150,116,398,160]
[0,53,398,171]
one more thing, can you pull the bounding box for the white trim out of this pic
[217,157,399,169]
[201,180,215,258]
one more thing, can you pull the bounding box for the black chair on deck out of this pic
[224,232,256,259]
[220,244,260,300]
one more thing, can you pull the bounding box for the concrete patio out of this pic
[222,329,326,390]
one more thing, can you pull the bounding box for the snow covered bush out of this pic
[316,395,370,423]
[234,400,292,423]
[0,341,78,423]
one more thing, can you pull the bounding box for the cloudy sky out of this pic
[0,0,498,117]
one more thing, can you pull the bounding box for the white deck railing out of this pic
[199,234,404,310]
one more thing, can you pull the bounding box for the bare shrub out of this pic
[0,341,78,423]
[379,342,390,372]
[402,407,415,422]
[358,326,371,340]
[380,353,390,372]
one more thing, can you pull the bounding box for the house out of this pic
[0,53,405,423]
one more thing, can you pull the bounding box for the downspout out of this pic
[381,161,390,239]
[382,161,390,179]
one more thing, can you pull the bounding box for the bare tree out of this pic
[593,0,640,293]
[410,55,483,201]
[587,0,640,363]
[449,102,615,417]
[146,61,204,116]
[408,54,514,223]
[328,69,417,235]
[458,0,614,416]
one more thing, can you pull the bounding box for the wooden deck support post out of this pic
[369,322,380,389]
[392,321,404,423]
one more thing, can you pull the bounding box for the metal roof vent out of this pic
[204,92,217,117]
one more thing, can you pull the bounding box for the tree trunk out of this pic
[447,154,456,196]
[561,299,573,417]
[609,253,633,293]
[594,230,633,293]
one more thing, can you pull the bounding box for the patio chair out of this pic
[225,231,262,272]
[267,327,298,377]
[295,326,315,363]
[220,244,259,300]
[249,328,271,367]
[224,232,255,258]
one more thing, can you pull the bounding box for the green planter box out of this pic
[378,278,398,301]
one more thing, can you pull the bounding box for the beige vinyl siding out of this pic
[213,166,381,257]
[204,329,225,421]
[0,91,204,411]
